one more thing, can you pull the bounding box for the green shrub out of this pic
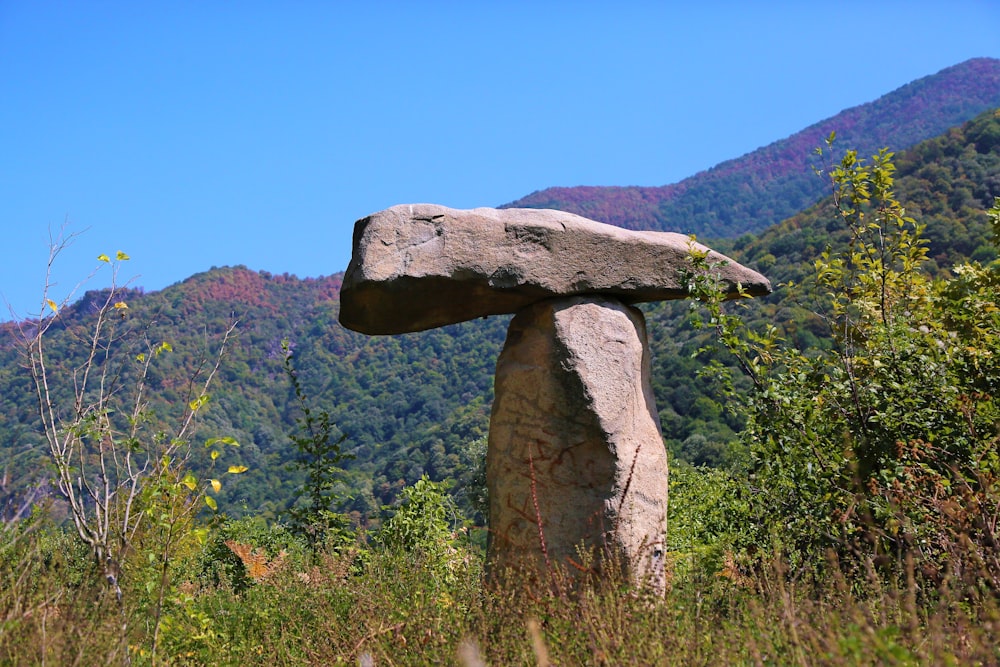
[198,515,307,593]
[686,145,1000,592]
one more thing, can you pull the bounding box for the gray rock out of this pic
[335,202,775,594]
[339,204,771,334]
[486,295,668,591]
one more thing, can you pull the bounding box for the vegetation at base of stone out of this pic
[373,474,470,588]
[4,502,1000,665]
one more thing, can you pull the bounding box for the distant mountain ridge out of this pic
[3,71,999,523]
[503,58,1000,239]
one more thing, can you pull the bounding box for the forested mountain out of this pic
[504,58,1000,239]
[653,107,1000,466]
[2,106,998,525]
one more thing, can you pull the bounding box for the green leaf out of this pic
[189,394,210,412]
[180,473,197,491]
[204,496,218,511]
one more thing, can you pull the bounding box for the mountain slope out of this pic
[504,58,1000,239]
[3,105,998,525]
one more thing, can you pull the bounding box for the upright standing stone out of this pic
[487,295,668,590]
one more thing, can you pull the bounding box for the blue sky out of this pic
[2,1,999,320]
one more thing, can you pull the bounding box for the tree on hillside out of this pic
[281,338,352,548]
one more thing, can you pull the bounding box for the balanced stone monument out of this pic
[340,204,770,592]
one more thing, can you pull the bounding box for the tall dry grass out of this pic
[4,516,998,666]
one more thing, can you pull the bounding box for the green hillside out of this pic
[3,108,999,526]
[652,108,1000,463]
